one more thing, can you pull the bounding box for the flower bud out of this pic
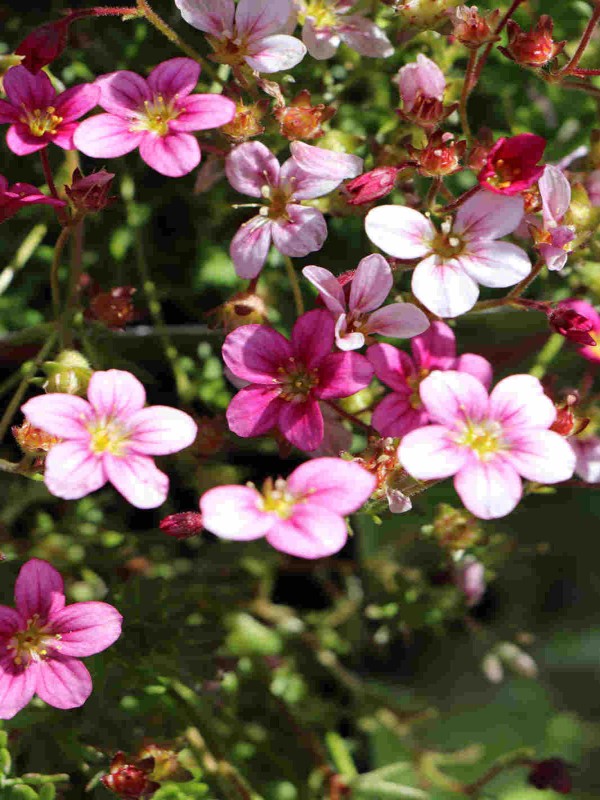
[65,168,116,214]
[481,652,504,683]
[88,287,136,330]
[159,512,204,539]
[549,394,589,438]
[548,305,596,347]
[528,758,573,794]
[396,0,461,30]
[101,752,160,799]
[42,350,92,395]
[16,18,71,74]
[274,90,335,141]
[206,289,268,331]
[453,558,486,607]
[499,15,566,68]
[221,98,267,142]
[12,421,60,455]
[451,6,501,49]
[395,54,445,110]
[497,641,538,679]
[407,131,466,177]
[346,166,399,205]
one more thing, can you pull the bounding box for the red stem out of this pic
[471,0,526,90]
[558,4,600,76]
[39,149,68,225]
[68,6,139,19]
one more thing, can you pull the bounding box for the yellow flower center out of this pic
[20,106,63,137]
[299,0,339,29]
[206,34,250,67]
[88,418,130,456]
[133,95,181,137]
[7,616,61,667]
[259,477,296,518]
[406,368,430,409]
[455,419,504,461]
[430,227,465,259]
[277,358,319,402]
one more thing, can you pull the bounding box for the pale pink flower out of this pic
[399,371,575,519]
[296,0,393,60]
[222,308,373,451]
[558,299,600,364]
[303,254,429,350]
[394,53,445,109]
[226,140,362,278]
[586,168,600,206]
[454,557,486,607]
[0,559,122,719]
[571,436,600,483]
[21,369,197,508]
[533,165,575,271]
[73,58,235,177]
[175,0,306,73]
[200,457,376,558]
[0,66,98,155]
[365,191,530,318]
[367,321,492,438]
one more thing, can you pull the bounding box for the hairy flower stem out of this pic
[505,258,544,299]
[471,0,526,91]
[556,3,600,76]
[438,185,479,214]
[283,255,305,316]
[459,51,477,142]
[425,177,443,210]
[39,150,68,226]
[72,5,140,18]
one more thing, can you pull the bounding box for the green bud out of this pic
[42,350,92,396]
[37,787,56,800]
[225,613,282,656]
[0,747,12,775]
[8,785,38,800]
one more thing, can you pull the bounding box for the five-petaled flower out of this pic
[21,369,198,508]
[0,173,65,223]
[0,558,122,719]
[295,0,393,60]
[74,58,236,177]
[200,457,376,558]
[478,133,546,196]
[222,308,374,451]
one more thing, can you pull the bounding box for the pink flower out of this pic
[226,140,362,278]
[399,371,576,519]
[303,254,429,350]
[365,191,530,318]
[478,133,546,195]
[531,165,575,271]
[222,308,373,451]
[454,557,486,607]
[21,369,197,508]
[0,559,122,719]
[73,58,236,178]
[296,0,393,60]
[571,436,600,483]
[200,457,376,558]
[586,168,600,206]
[175,0,306,73]
[0,66,98,155]
[394,54,445,109]
[557,299,600,363]
[367,321,492,437]
[0,174,65,223]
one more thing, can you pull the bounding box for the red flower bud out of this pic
[159,512,204,539]
[102,752,160,799]
[478,133,546,195]
[15,18,71,74]
[548,306,596,346]
[346,166,399,205]
[499,15,566,68]
[527,758,572,794]
[407,131,466,177]
[88,287,136,330]
[451,6,501,49]
[65,168,116,214]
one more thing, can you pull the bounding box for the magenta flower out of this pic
[367,321,493,438]
[571,436,600,483]
[296,0,393,60]
[558,299,600,364]
[200,457,376,558]
[365,191,530,318]
[222,308,373,451]
[0,66,98,155]
[226,140,362,278]
[399,371,575,519]
[175,0,306,73]
[478,133,546,196]
[0,559,122,719]
[73,58,236,178]
[533,165,575,271]
[21,369,197,508]
[303,254,429,350]
[394,53,445,109]
[0,174,65,223]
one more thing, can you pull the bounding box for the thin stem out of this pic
[425,177,443,210]
[50,226,73,343]
[462,758,532,796]
[529,333,565,379]
[324,400,373,434]
[505,258,544,299]
[438,184,479,214]
[459,50,477,141]
[39,150,68,225]
[556,4,600,76]
[471,0,526,90]
[560,78,600,99]
[570,67,600,76]
[71,5,139,17]
[283,255,304,316]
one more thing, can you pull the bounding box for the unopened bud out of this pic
[88,287,136,330]
[206,289,268,331]
[65,168,116,214]
[499,15,566,68]
[396,0,461,30]
[407,131,466,177]
[346,166,399,205]
[548,306,596,347]
[453,558,486,607]
[101,752,159,799]
[497,641,538,679]
[528,758,573,794]
[13,420,60,456]
[42,350,92,395]
[159,512,204,539]
[16,18,71,74]
[481,652,504,683]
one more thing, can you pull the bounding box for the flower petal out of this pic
[50,602,122,657]
[302,21,339,59]
[73,114,143,159]
[399,424,468,480]
[3,66,55,110]
[367,342,416,391]
[454,192,524,240]
[539,164,571,227]
[230,216,273,279]
[572,437,600,483]
[272,205,328,257]
[6,125,49,155]
[454,353,493,389]
[291,308,334,367]
[245,34,307,73]
[335,314,365,351]
[223,323,293,383]
[488,374,556,430]
[505,429,575,484]
[236,0,294,41]
[278,397,324,451]
[95,70,150,115]
[290,141,363,186]
[0,99,20,124]
[226,141,280,197]
[0,607,22,638]
[419,370,489,428]
[128,406,198,455]
[170,93,236,132]
[302,265,346,314]
[44,442,107,501]
[0,657,37,719]
[147,57,200,98]
[287,457,376,513]
[139,132,200,177]
[365,303,430,339]
[454,457,522,520]
[280,156,347,200]
[103,453,169,509]
[14,559,65,621]
[266,504,347,558]
[458,242,530,289]
[339,15,393,58]
[174,0,236,36]
[88,369,146,418]
[371,392,426,438]
[365,205,434,259]
[54,83,99,122]
[349,254,392,313]
[315,351,374,398]
[411,320,456,370]
[226,386,284,437]
[200,485,274,540]
[21,393,92,439]
[35,655,92,710]
[412,255,479,318]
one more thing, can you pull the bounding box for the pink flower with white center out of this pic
[175,0,306,73]
[394,53,445,109]
[531,165,575,271]
[222,308,373,451]
[571,436,600,483]
[0,559,122,719]
[303,254,429,351]
[367,321,492,438]
[399,371,576,519]
[0,174,65,223]
[295,0,393,60]
[21,369,197,509]
[558,299,600,364]
[0,66,98,155]
[226,140,362,278]
[73,58,236,178]
[200,457,376,558]
[365,191,530,318]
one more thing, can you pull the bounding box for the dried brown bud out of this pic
[499,15,566,68]
[88,287,137,330]
[451,6,501,49]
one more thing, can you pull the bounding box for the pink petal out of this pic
[419,370,489,428]
[287,457,376,513]
[271,205,327,257]
[96,70,150,115]
[50,602,122,657]
[226,141,280,197]
[226,386,285,437]
[245,34,307,73]
[0,99,20,123]
[315,351,373,398]
[349,254,392,313]
[399,424,468,480]
[291,308,334,367]
[290,141,363,185]
[395,54,445,107]
[312,404,352,457]
[138,132,200,177]
[365,303,430,339]
[0,607,21,637]
[6,125,49,155]
[88,369,146,418]
[174,0,236,36]
[278,397,324,450]
[572,437,600,483]
[338,15,393,58]
[280,156,347,200]
[504,429,575,483]
[147,57,200,98]
[266,504,347,558]
[454,192,524,240]
[15,559,65,621]
[454,456,522,520]
[3,66,55,110]
[223,323,293,383]
[367,342,416,391]
[35,655,92,710]
[302,21,339,59]
[411,320,456,370]
[21,393,92,439]
[335,314,365,351]
[412,254,479,318]
[44,442,107,501]
[200,485,274,540]
[54,83,100,122]
[365,205,434,259]
[103,453,169,509]
[0,657,37,719]
[454,353,493,389]
[386,487,412,514]
[49,121,80,151]
[488,374,556,430]
[458,242,530,288]
[371,392,426,437]
[538,243,568,272]
[128,406,198,455]
[236,0,294,41]
[230,216,273,279]
[170,93,236,132]
[539,165,570,226]
[73,114,143,158]
[302,265,346,314]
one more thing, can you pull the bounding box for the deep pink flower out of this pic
[303,254,429,350]
[226,140,362,278]
[21,369,197,508]
[222,308,373,451]
[345,166,399,205]
[478,133,546,196]
[0,559,122,719]
[571,436,600,483]
[0,66,99,155]
[365,191,530,318]
[399,371,575,519]
[200,457,376,558]
[175,0,306,73]
[367,321,492,437]
[557,299,600,363]
[16,18,71,74]
[0,174,65,223]
[530,165,575,271]
[73,58,236,178]
[296,0,393,60]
